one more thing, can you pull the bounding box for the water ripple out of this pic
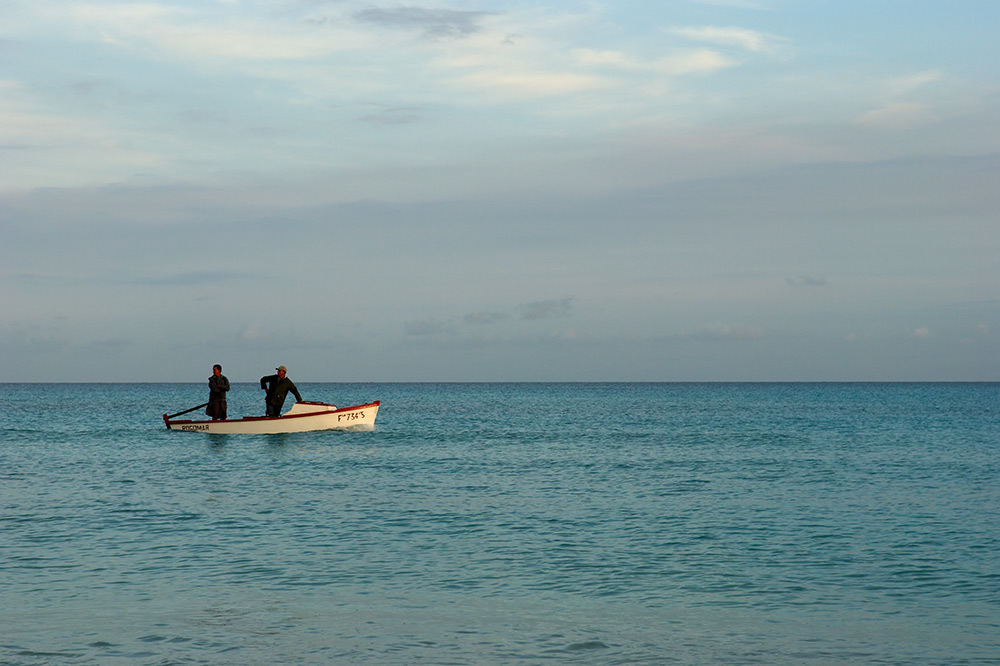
[1,382,998,664]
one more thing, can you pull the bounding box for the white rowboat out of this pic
[163,400,379,434]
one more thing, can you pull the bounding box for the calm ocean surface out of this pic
[2,382,998,665]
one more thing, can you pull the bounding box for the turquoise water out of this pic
[2,383,998,665]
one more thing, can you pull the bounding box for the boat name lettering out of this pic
[181,424,211,431]
[337,412,364,422]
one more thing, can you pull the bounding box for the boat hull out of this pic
[163,401,379,434]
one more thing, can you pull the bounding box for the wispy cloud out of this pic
[464,311,511,325]
[668,26,785,54]
[353,7,498,40]
[404,318,456,336]
[460,300,574,327]
[786,275,827,287]
[657,48,738,75]
[449,70,610,97]
[518,298,573,321]
[887,69,944,96]
[361,106,424,126]
[857,102,936,129]
[135,271,263,286]
[236,323,266,343]
[857,69,945,129]
[62,2,356,61]
[574,47,736,76]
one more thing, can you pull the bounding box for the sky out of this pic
[2,0,998,382]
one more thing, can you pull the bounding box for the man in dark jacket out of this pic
[206,364,230,420]
[260,365,303,417]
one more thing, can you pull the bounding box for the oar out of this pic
[165,402,210,420]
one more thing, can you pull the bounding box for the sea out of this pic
[1,382,998,665]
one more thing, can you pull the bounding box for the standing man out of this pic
[260,365,303,417]
[206,364,230,420]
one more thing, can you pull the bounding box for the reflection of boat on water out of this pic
[163,400,380,434]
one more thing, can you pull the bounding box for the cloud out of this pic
[668,26,785,54]
[451,301,577,328]
[464,311,510,325]
[857,102,936,129]
[135,270,263,286]
[236,323,265,342]
[361,106,424,126]
[353,7,497,40]
[573,47,736,76]
[573,49,634,68]
[518,298,573,321]
[857,69,945,129]
[463,300,573,326]
[62,3,353,62]
[69,79,110,96]
[657,48,737,75]
[911,327,930,339]
[887,69,944,96]
[450,70,610,98]
[786,275,827,287]
[404,318,456,336]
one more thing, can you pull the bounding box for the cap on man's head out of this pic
[276,365,287,373]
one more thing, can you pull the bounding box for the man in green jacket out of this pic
[260,365,303,417]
